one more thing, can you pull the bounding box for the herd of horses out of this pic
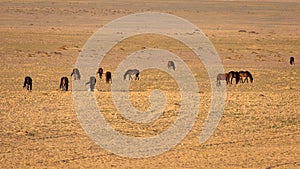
[216,70,253,86]
[22,57,295,91]
[23,60,175,91]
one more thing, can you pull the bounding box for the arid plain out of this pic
[0,0,299,168]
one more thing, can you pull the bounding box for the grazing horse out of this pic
[290,57,295,65]
[168,61,176,70]
[216,73,229,86]
[23,76,32,91]
[228,71,240,84]
[71,68,80,80]
[105,71,112,83]
[239,71,253,83]
[123,69,140,80]
[86,76,96,91]
[97,68,104,79]
[59,77,69,91]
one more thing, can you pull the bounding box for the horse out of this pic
[168,61,175,70]
[105,71,112,83]
[23,76,32,91]
[71,68,80,80]
[123,69,140,80]
[239,71,253,83]
[97,68,103,79]
[86,76,96,91]
[228,71,240,84]
[59,77,69,91]
[290,57,295,65]
[216,73,229,86]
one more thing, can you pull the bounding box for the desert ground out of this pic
[0,0,299,168]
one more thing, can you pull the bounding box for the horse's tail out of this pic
[173,63,176,70]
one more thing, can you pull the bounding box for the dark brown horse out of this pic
[71,68,80,80]
[290,57,295,65]
[228,71,240,84]
[239,71,253,83]
[123,69,140,80]
[59,77,69,91]
[23,76,32,91]
[105,71,112,83]
[216,73,229,86]
[97,68,104,79]
[168,61,175,70]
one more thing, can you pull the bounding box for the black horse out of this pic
[168,61,176,70]
[23,76,32,91]
[228,71,240,84]
[290,57,295,65]
[71,68,81,80]
[59,77,69,91]
[123,69,140,80]
[105,71,112,83]
[239,71,253,83]
[97,68,104,79]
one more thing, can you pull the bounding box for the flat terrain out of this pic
[0,0,299,168]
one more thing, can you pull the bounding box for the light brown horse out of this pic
[216,73,229,86]
[239,71,253,83]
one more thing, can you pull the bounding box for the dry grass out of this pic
[0,0,299,168]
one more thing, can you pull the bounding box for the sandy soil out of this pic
[0,0,299,168]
